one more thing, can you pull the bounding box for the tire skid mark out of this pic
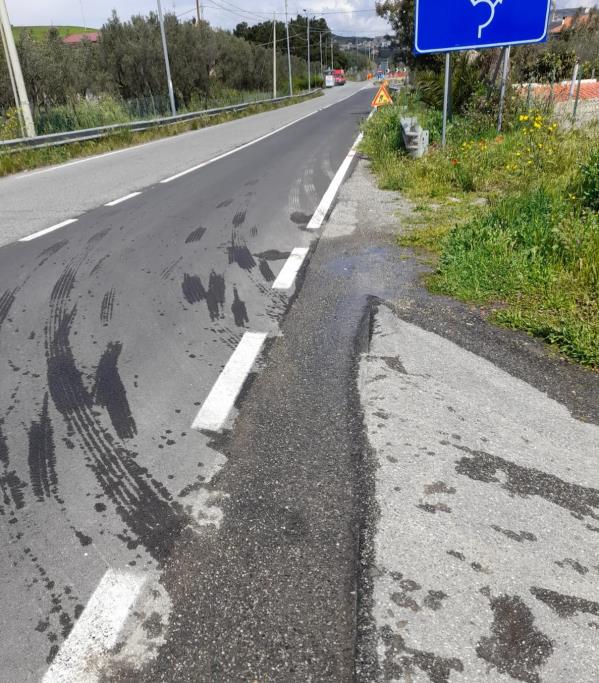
[0,289,16,330]
[27,394,61,503]
[90,254,110,277]
[100,288,116,325]
[0,420,28,516]
[161,257,183,281]
[232,210,246,228]
[45,263,188,561]
[185,227,207,244]
[0,291,28,517]
[94,342,137,441]
[37,240,69,268]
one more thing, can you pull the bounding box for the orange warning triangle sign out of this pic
[371,84,393,108]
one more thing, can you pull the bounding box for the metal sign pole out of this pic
[572,64,583,122]
[441,52,451,149]
[497,45,510,133]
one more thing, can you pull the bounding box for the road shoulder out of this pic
[340,158,599,681]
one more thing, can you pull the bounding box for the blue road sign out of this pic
[414,0,552,54]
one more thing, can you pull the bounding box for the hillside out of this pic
[11,26,96,41]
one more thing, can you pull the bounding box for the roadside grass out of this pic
[362,101,599,368]
[0,91,321,178]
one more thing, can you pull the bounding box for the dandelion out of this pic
[533,122,542,129]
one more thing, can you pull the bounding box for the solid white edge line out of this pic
[43,569,146,683]
[105,191,142,207]
[18,218,78,242]
[306,131,364,232]
[272,247,309,290]
[192,331,268,432]
[160,88,364,184]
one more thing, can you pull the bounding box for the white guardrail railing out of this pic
[0,91,317,153]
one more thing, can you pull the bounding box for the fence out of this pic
[518,79,599,126]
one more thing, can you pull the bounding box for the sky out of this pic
[5,0,391,37]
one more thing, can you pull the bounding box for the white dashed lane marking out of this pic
[19,218,78,242]
[191,331,268,433]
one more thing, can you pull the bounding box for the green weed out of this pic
[362,99,599,368]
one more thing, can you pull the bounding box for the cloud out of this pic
[6,0,390,36]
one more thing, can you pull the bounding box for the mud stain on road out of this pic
[290,211,312,227]
[254,250,290,261]
[182,272,225,320]
[231,287,249,328]
[182,274,206,305]
[380,625,464,683]
[94,342,137,441]
[491,525,537,543]
[476,594,553,683]
[206,272,226,320]
[454,445,599,523]
[258,259,275,282]
[228,241,256,271]
[530,587,599,618]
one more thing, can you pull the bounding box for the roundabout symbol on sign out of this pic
[471,0,504,39]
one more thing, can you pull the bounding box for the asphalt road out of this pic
[0,84,365,247]
[0,83,373,681]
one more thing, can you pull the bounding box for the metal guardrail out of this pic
[0,91,317,153]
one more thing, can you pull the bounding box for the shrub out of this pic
[579,149,599,211]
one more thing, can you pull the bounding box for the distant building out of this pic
[550,6,593,33]
[62,32,100,45]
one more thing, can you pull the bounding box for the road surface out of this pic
[0,82,373,681]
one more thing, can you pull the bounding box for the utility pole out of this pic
[304,10,311,92]
[285,0,293,96]
[0,0,35,137]
[319,31,323,76]
[156,0,176,116]
[331,35,334,70]
[273,13,276,99]
[195,0,202,23]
